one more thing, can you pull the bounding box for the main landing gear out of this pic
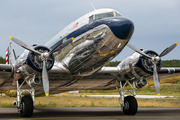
[116,80,138,115]
[15,80,35,117]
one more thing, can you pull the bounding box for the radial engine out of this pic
[117,50,161,89]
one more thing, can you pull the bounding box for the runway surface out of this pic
[0,107,180,120]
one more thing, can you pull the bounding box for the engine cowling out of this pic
[117,50,161,84]
[16,45,55,85]
[25,45,54,73]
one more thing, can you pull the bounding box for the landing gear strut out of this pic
[16,80,35,117]
[116,80,138,115]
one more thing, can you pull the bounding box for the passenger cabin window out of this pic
[115,12,121,17]
[89,15,94,24]
[95,12,114,20]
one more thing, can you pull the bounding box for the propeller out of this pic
[42,60,49,96]
[9,36,41,55]
[9,36,74,96]
[127,42,178,96]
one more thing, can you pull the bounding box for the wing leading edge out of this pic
[0,64,13,87]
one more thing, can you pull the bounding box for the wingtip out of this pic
[45,93,49,97]
[157,93,160,96]
[176,42,178,46]
[9,36,12,40]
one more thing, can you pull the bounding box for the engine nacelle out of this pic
[135,79,147,89]
[117,50,161,83]
[14,45,55,88]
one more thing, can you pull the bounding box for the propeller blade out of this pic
[9,36,41,55]
[153,63,160,96]
[159,42,178,57]
[127,44,152,59]
[42,60,49,96]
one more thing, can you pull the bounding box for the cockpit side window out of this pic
[115,12,121,17]
[89,15,94,24]
[95,12,114,20]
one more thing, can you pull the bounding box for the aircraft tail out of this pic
[6,43,16,64]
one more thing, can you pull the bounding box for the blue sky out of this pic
[0,0,179,61]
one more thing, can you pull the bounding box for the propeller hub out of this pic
[43,52,49,59]
[151,56,160,64]
[155,56,160,62]
[41,52,49,60]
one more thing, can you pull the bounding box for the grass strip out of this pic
[0,96,180,108]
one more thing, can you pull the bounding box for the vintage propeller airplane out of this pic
[0,8,179,117]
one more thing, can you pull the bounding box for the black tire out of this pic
[20,96,34,117]
[123,96,138,115]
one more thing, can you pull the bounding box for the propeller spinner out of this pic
[127,42,178,96]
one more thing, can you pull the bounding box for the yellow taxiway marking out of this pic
[10,116,180,120]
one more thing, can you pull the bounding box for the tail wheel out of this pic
[20,96,33,117]
[123,96,138,115]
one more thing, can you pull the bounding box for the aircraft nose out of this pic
[109,17,134,40]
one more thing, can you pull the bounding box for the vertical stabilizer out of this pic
[6,43,16,65]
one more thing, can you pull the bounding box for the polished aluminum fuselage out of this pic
[0,9,135,94]
[57,24,130,76]
[44,9,134,76]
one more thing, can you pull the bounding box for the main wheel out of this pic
[20,96,34,117]
[123,96,138,115]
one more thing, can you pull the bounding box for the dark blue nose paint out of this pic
[108,17,134,40]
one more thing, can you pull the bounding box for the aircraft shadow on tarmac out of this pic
[1,107,180,119]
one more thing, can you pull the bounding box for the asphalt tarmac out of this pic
[0,107,180,120]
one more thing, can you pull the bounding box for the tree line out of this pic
[0,56,5,64]
[106,60,180,67]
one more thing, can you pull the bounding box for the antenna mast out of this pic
[90,2,96,10]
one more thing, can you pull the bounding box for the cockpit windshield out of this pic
[89,10,122,24]
[95,12,114,20]
[115,12,121,17]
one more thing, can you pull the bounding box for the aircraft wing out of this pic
[98,67,180,79]
[47,64,180,94]
[98,66,180,74]
[159,67,180,74]
[1,61,180,93]
[0,64,14,87]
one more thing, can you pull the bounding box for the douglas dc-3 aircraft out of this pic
[0,8,180,117]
